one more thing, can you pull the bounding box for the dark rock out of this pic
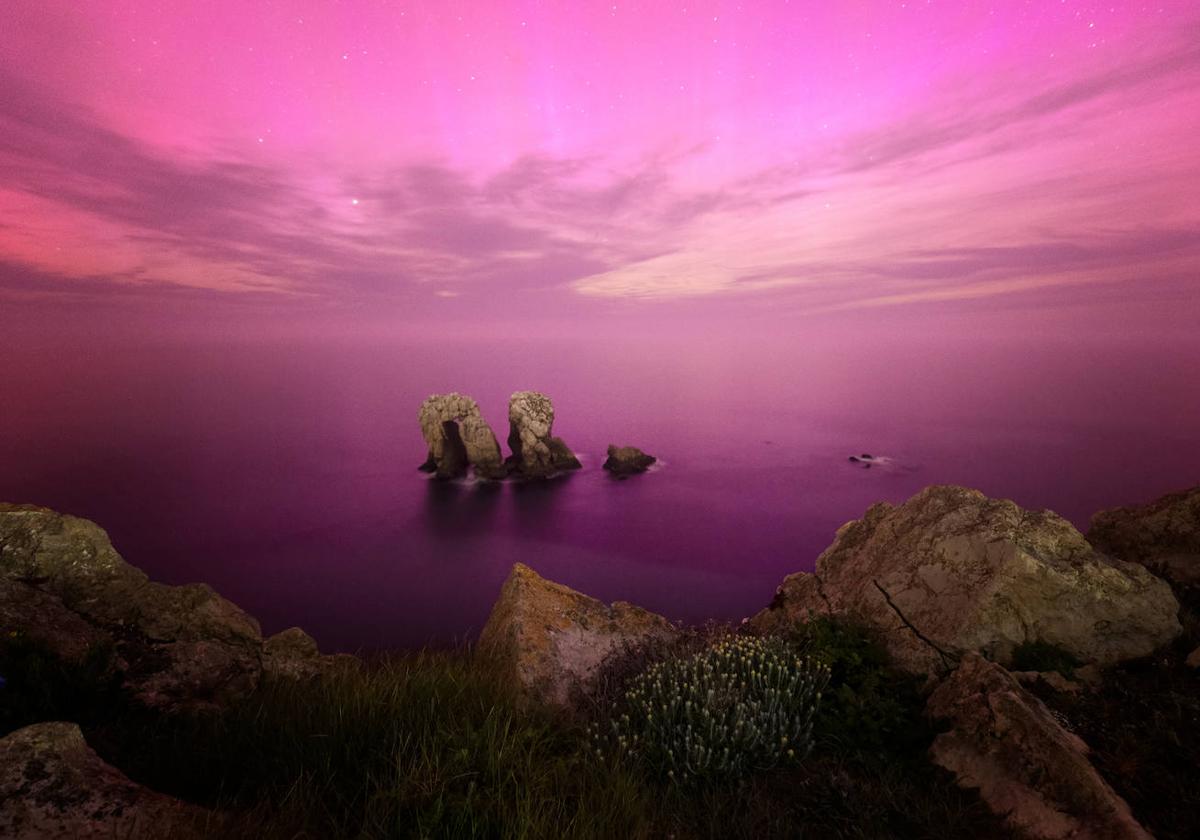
[263,627,359,681]
[602,445,656,477]
[0,504,263,714]
[1088,485,1200,588]
[0,722,214,838]
[927,654,1151,840]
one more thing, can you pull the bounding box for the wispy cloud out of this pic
[1,13,1198,321]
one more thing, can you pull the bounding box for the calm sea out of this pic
[3,332,1197,651]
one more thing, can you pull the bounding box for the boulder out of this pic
[418,393,507,480]
[478,563,677,709]
[263,627,359,681]
[1088,485,1200,588]
[927,654,1151,840]
[0,722,212,839]
[0,579,114,666]
[602,445,657,477]
[0,504,263,712]
[506,391,581,478]
[747,486,1180,675]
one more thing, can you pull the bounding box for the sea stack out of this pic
[506,391,581,479]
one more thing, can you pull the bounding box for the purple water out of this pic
[2,331,1198,652]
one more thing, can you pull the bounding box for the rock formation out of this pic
[505,391,581,478]
[602,445,656,477]
[0,722,212,839]
[262,627,359,681]
[748,485,1180,675]
[478,563,676,709]
[1088,485,1200,589]
[0,504,346,713]
[927,654,1152,840]
[418,393,507,480]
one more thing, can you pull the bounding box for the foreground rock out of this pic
[0,504,346,713]
[749,486,1180,675]
[1088,485,1200,589]
[928,654,1151,840]
[0,722,212,839]
[478,563,677,709]
[262,627,360,681]
[418,393,507,480]
[506,391,581,478]
[1,504,262,712]
[602,445,656,477]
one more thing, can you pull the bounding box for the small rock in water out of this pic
[603,445,656,478]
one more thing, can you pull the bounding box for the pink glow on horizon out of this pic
[1,0,1198,330]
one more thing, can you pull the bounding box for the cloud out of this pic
[2,19,1199,321]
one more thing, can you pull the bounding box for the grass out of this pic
[87,651,662,839]
[4,622,1012,839]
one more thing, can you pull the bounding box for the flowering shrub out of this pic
[590,635,830,781]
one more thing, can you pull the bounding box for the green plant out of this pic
[592,635,830,781]
[92,650,663,840]
[1011,639,1081,677]
[781,615,931,759]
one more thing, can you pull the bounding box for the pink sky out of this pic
[1,0,1198,338]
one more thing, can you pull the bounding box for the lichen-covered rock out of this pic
[418,393,507,480]
[1088,485,1200,588]
[478,563,677,709]
[927,654,1151,840]
[0,503,263,712]
[0,722,212,839]
[0,579,115,665]
[747,486,1180,675]
[506,391,581,478]
[602,445,656,477]
[263,627,359,681]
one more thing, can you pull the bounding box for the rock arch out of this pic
[417,393,506,480]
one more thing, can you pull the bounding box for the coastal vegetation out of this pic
[2,621,1008,839]
[3,484,1198,838]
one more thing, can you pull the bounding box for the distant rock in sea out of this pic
[505,391,581,479]
[602,445,656,478]
[846,453,915,473]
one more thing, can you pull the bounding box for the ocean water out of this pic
[2,332,1198,652]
